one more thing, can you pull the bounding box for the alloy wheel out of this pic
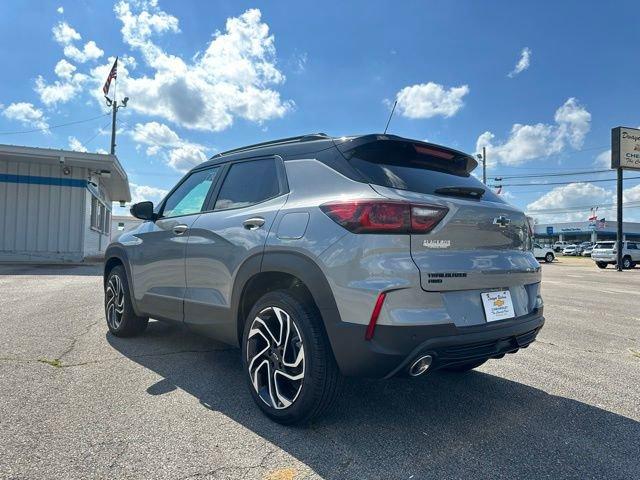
[105,274,125,330]
[246,306,305,409]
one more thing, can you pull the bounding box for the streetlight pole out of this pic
[110,99,118,155]
[105,96,129,155]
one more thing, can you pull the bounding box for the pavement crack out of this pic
[58,318,100,361]
[2,348,232,369]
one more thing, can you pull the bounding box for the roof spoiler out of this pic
[334,134,478,174]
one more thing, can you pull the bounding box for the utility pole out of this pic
[616,166,623,271]
[482,146,487,185]
[476,147,487,185]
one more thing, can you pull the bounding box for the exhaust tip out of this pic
[409,355,432,377]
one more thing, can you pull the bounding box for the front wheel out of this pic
[544,253,554,263]
[622,256,633,269]
[242,291,342,425]
[596,262,607,269]
[105,265,148,337]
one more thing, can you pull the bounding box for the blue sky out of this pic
[1,0,639,220]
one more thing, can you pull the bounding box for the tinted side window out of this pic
[215,158,280,210]
[162,167,220,218]
[628,243,637,249]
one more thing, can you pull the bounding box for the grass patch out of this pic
[38,358,63,368]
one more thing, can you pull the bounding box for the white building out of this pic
[111,215,143,241]
[0,144,130,263]
[533,220,640,244]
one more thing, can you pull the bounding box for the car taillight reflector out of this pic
[365,292,386,341]
[320,200,448,234]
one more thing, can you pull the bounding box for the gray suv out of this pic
[104,133,545,424]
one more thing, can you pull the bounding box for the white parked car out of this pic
[562,244,578,256]
[553,241,569,252]
[582,245,594,256]
[533,243,555,263]
[591,241,640,269]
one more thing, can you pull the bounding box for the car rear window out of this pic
[344,141,504,203]
[594,242,615,249]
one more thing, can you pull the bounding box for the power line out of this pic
[494,176,640,188]
[0,112,111,136]
[495,169,611,180]
[526,201,640,214]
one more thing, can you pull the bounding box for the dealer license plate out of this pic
[481,290,515,322]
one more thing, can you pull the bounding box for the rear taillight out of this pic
[320,200,448,234]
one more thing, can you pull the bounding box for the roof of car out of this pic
[199,133,477,169]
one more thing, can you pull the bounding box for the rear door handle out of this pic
[243,217,265,230]
[173,224,189,235]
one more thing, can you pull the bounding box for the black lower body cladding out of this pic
[324,310,544,378]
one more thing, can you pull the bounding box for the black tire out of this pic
[596,262,607,269]
[241,290,342,425]
[104,265,148,337]
[544,252,554,263]
[443,359,487,372]
[622,256,633,270]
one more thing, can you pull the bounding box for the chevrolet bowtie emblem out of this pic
[493,216,511,228]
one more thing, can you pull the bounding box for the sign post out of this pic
[611,126,640,271]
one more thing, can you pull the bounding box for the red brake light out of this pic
[320,200,448,234]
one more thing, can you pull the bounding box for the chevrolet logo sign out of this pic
[493,216,511,228]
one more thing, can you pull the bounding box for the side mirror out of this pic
[130,201,156,221]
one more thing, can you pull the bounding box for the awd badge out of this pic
[422,239,451,249]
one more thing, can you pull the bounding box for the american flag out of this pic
[102,57,118,95]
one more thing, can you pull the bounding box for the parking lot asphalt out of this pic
[0,259,639,480]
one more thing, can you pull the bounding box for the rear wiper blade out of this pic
[434,186,485,199]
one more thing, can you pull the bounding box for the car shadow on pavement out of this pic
[0,264,102,276]
[107,321,639,479]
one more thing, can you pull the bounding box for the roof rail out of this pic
[212,133,330,158]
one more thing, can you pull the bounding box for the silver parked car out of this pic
[103,134,545,424]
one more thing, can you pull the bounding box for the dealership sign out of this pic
[612,126,640,170]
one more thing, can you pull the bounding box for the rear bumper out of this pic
[325,309,544,378]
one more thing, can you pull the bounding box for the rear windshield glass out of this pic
[344,141,504,203]
[594,242,615,249]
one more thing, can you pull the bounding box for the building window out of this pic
[90,194,110,234]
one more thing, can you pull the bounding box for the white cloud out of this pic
[64,40,104,63]
[131,121,181,147]
[130,182,169,204]
[393,82,469,119]
[595,149,611,168]
[57,6,64,14]
[526,182,611,223]
[35,71,88,105]
[52,21,103,63]
[96,148,108,154]
[554,97,591,149]
[508,47,531,77]
[54,59,76,79]
[476,97,591,166]
[167,144,207,172]
[68,136,88,152]
[130,121,208,172]
[2,102,49,131]
[95,2,292,132]
[52,21,80,44]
